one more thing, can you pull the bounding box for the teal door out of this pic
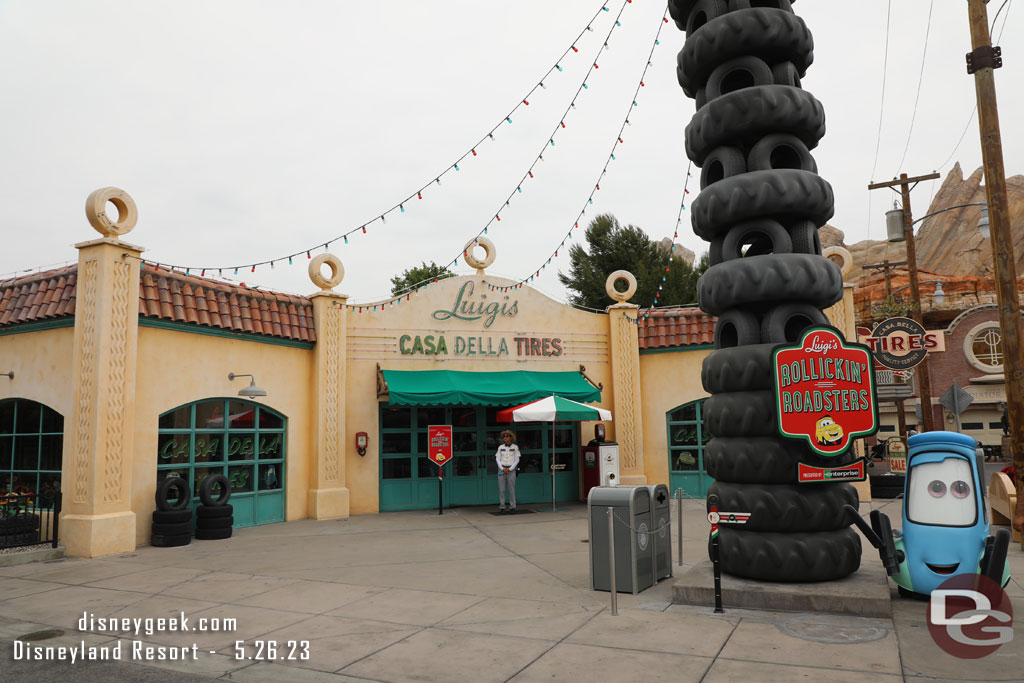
[667,399,712,498]
[157,399,286,528]
[379,404,579,511]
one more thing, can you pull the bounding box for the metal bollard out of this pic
[607,507,618,616]
[676,488,684,566]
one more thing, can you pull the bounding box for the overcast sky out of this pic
[1,0,1020,306]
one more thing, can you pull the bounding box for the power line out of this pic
[896,0,935,172]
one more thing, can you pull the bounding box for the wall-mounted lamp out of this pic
[227,372,267,398]
[2,371,12,380]
[932,281,945,307]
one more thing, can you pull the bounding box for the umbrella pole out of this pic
[551,452,557,513]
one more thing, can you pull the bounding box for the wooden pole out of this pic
[966,0,1024,542]
[868,173,940,431]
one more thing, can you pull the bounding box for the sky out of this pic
[0,0,1020,306]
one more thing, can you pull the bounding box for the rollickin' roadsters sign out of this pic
[772,326,879,458]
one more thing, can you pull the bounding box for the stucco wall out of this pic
[344,275,613,513]
[0,325,76,418]
[638,347,712,486]
[134,326,314,542]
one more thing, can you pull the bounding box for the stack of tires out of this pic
[195,474,233,540]
[669,0,861,581]
[153,477,193,548]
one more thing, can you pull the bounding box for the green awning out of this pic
[380,369,601,406]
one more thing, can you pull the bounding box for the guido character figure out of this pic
[847,432,1010,597]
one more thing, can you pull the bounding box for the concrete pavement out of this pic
[0,499,1021,682]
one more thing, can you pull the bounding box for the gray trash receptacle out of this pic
[646,484,672,581]
[588,486,653,594]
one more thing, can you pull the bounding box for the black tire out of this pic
[897,585,929,600]
[698,254,844,316]
[708,236,724,266]
[709,481,859,532]
[676,8,811,96]
[195,527,232,540]
[771,60,802,88]
[715,527,861,582]
[704,56,774,102]
[199,474,231,507]
[0,514,40,534]
[713,309,762,349]
[730,0,793,12]
[151,532,192,548]
[690,169,834,241]
[760,302,829,344]
[788,220,823,256]
[705,436,861,484]
[702,343,778,393]
[153,509,193,524]
[703,390,776,437]
[197,504,234,519]
[746,133,816,173]
[151,521,193,536]
[700,146,747,189]
[683,0,731,37]
[719,219,792,262]
[155,477,191,512]
[685,88,826,166]
[196,516,234,530]
[870,474,905,499]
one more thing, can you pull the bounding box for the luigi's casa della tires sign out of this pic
[772,327,879,457]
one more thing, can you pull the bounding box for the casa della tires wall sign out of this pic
[862,316,944,370]
[772,326,879,457]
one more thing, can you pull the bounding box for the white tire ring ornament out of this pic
[309,253,344,290]
[85,187,138,237]
[823,245,853,279]
[708,511,721,524]
[463,236,496,273]
[606,270,637,302]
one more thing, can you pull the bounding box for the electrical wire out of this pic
[867,0,893,239]
[896,0,935,173]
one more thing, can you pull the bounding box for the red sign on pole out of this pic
[427,425,453,467]
[773,326,879,457]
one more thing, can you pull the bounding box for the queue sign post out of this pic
[428,425,453,515]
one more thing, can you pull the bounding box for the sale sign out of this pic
[773,326,879,457]
[427,425,453,467]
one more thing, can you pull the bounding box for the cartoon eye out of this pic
[950,480,971,499]
[927,480,947,498]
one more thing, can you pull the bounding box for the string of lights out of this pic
[620,160,694,326]
[482,9,672,297]
[349,0,644,313]
[128,0,619,278]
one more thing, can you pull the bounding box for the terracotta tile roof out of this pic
[0,264,315,343]
[637,307,715,350]
[0,266,77,326]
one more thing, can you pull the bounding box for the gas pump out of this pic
[582,423,619,498]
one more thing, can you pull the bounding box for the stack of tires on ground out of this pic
[153,477,194,547]
[669,0,861,581]
[152,474,233,547]
[196,474,233,540]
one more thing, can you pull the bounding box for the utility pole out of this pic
[966,0,1024,524]
[868,172,941,432]
[863,259,910,443]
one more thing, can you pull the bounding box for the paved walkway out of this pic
[0,500,1021,682]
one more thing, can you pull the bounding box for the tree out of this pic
[558,214,708,310]
[390,261,454,296]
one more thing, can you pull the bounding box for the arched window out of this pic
[157,399,286,527]
[0,399,63,499]
[666,399,711,497]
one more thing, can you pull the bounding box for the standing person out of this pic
[495,430,520,514]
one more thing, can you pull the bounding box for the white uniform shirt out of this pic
[495,443,521,472]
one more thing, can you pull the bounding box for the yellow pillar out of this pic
[307,254,350,518]
[605,270,646,485]
[63,189,144,557]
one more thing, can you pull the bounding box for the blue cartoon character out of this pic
[847,431,1011,597]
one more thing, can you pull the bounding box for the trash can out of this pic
[588,486,653,594]
[646,484,672,581]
